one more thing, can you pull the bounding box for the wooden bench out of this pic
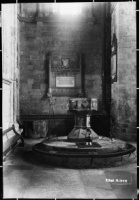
[3,124,24,161]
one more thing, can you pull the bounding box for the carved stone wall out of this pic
[110,2,136,141]
[19,3,105,115]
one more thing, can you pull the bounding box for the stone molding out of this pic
[17,14,95,24]
[20,114,74,121]
[20,113,104,121]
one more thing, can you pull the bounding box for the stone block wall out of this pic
[19,3,105,115]
[111,2,136,141]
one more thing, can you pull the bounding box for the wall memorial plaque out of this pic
[48,52,84,96]
[111,33,117,83]
[56,76,75,87]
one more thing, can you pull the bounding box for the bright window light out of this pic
[53,3,82,16]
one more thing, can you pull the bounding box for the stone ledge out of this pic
[33,148,136,169]
[32,136,136,168]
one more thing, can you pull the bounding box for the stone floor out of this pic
[3,138,137,199]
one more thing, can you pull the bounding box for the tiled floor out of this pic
[3,139,137,199]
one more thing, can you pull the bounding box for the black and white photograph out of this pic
[2,2,137,199]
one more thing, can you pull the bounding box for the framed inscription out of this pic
[111,54,116,81]
[47,52,84,97]
[111,33,117,83]
[56,76,75,87]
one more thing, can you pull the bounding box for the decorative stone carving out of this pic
[67,98,98,142]
[51,88,81,97]
[33,120,48,138]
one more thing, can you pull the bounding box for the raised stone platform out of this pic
[32,136,136,168]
